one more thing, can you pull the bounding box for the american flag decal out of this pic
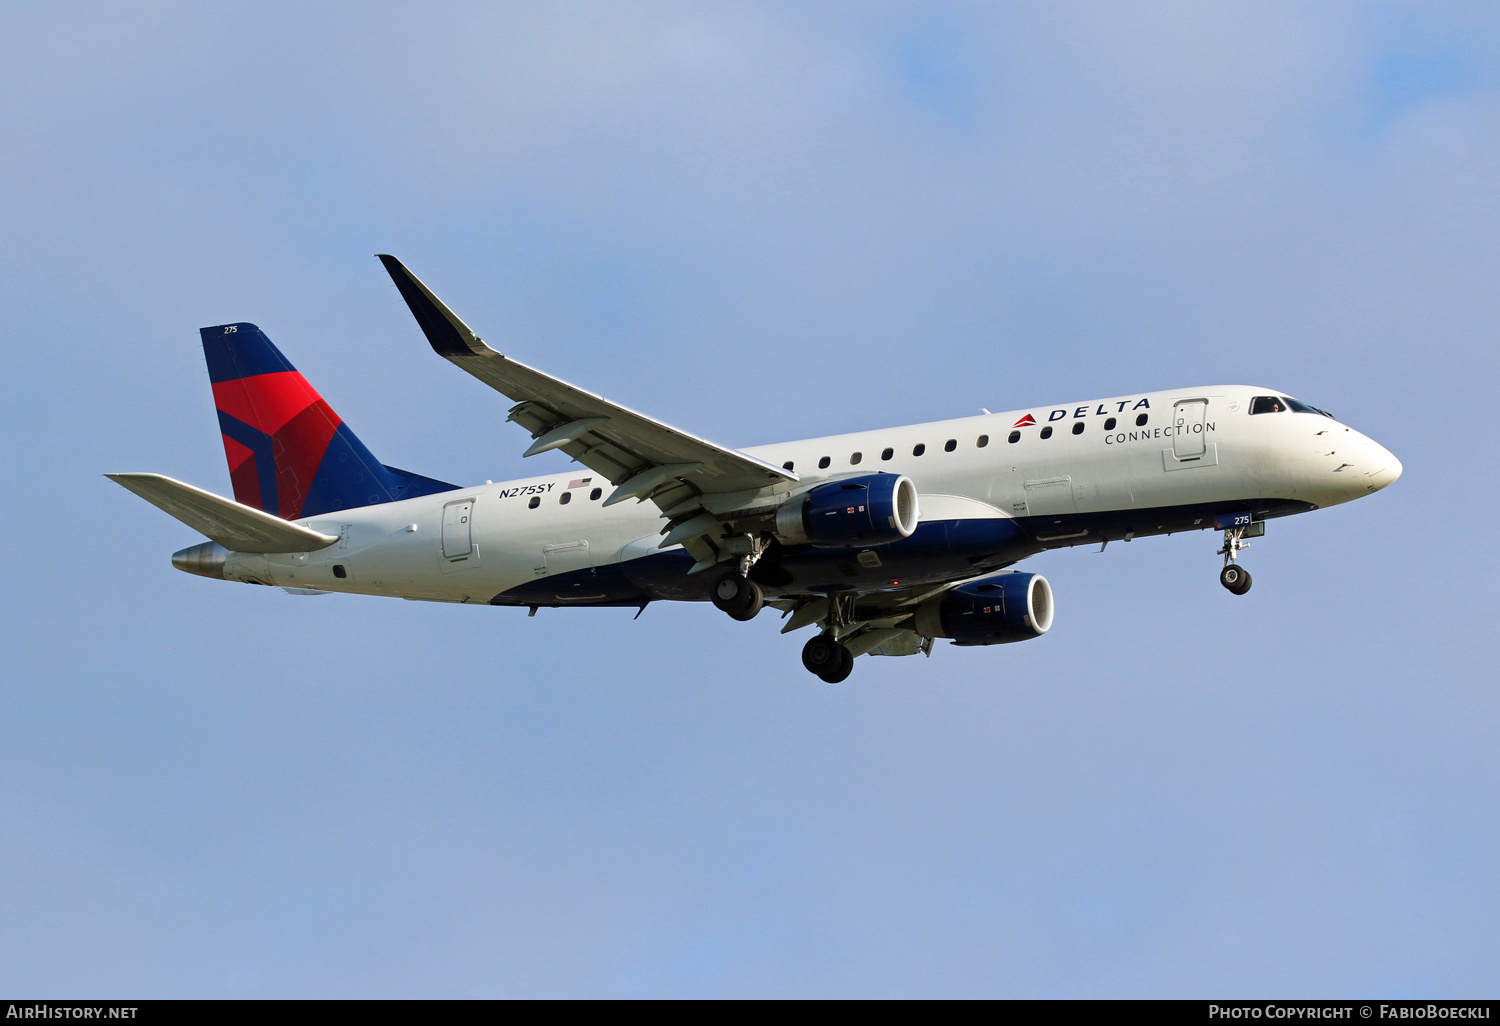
[568,477,593,489]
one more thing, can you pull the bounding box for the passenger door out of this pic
[440,499,479,572]
[1172,400,1208,460]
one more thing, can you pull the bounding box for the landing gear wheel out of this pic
[1220,564,1252,595]
[802,634,853,682]
[711,572,763,621]
[822,642,855,684]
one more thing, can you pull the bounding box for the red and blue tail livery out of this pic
[201,323,454,520]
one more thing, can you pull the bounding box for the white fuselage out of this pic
[219,386,1401,603]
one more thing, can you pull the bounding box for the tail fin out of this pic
[201,323,455,520]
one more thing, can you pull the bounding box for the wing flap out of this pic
[107,473,340,553]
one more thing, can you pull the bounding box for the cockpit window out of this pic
[1281,396,1335,418]
[1250,396,1285,415]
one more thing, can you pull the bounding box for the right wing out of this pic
[377,255,801,567]
[107,473,339,553]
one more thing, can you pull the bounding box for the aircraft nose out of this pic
[1365,440,1402,491]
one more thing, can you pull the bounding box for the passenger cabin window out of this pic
[913,443,926,456]
[944,439,957,452]
[1104,417,1116,430]
[850,452,862,465]
[818,456,831,469]
[559,492,571,505]
[1135,413,1148,426]
[589,488,602,500]
[528,496,540,509]
[1007,430,1020,444]
[881,447,894,461]
[977,435,989,448]
[1072,422,1084,435]
[1040,426,1053,439]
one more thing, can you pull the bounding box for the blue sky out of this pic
[1,2,1497,997]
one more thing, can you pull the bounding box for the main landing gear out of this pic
[802,633,854,684]
[1217,526,1253,595]
[711,572,764,621]
[714,573,857,684]
[798,591,857,684]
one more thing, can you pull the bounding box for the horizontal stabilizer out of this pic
[106,473,340,553]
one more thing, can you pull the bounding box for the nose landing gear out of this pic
[1219,563,1252,594]
[1217,525,1253,595]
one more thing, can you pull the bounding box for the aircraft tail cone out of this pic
[172,541,228,579]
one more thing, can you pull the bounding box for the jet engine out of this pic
[774,473,919,547]
[913,571,1053,646]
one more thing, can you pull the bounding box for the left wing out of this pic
[377,255,800,567]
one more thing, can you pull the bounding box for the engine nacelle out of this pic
[913,572,1054,646]
[774,473,919,548]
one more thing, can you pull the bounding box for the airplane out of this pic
[109,255,1403,683]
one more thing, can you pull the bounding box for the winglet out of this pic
[376,254,491,358]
